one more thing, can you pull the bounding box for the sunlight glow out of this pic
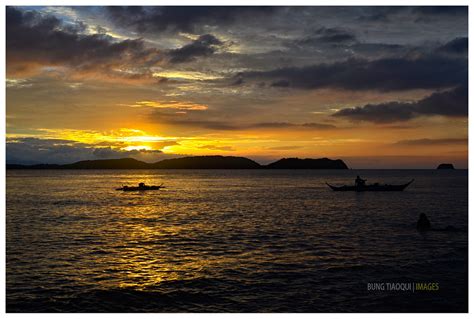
[152,71,223,81]
[129,100,208,111]
[122,145,153,151]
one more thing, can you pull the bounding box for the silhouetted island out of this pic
[266,157,348,169]
[437,163,455,169]
[6,156,348,170]
[62,158,150,169]
[151,156,261,169]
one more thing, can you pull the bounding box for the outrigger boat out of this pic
[326,179,414,192]
[116,182,164,191]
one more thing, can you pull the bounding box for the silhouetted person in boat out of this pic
[416,213,460,232]
[355,175,366,187]
[138,182,146,189]
[416,213,431,231]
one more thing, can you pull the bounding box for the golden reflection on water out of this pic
[88,203,221,291]
[6,169,469,312]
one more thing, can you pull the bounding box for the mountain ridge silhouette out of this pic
[6,155,348,169]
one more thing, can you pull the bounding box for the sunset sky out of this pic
[6,6,468,168]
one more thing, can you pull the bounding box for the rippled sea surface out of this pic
[6,169,468,312]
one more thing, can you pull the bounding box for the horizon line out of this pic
[6,155,465,170]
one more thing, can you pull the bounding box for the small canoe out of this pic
[116,185,164,191]
[326,179,414,192]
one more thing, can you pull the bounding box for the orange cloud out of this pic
[130,100,208,111]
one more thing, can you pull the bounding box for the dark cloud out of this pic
[252,122,336,129]
[357,12,391,22]
[334,102,415,123]
[349,43,407,57]
[168,34,223,63]
[394,138,467,146]
[7,137,86,147]
[377,124,418,130]
[106,6,278,33]
[6,6,161,78]
[152,114,337,131]
[412,6,467,17]
[165,119,239,131]
[412,6,468,23]
[271,80,290,87]
[356,6,467,23]
[295,27,357,46]
[231,77,244,86]
[415,85,468,116]
[333,85,467,123]
[437,37,468,55]
[356,7,407,22]
[287,27,410,61]
[317,29,356,43]
[238,53,467,91]
[6,137,168,164]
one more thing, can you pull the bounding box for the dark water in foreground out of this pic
[6,169,468,312]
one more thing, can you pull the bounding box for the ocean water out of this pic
[6,169,468,312]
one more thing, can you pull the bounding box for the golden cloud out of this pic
[130,100,208,111]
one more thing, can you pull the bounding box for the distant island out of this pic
[437,163,455,169]
[6,156,348,170]
[266,157,348,169]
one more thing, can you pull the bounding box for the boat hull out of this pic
[116,186,163,191]
[326,179,414,192]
